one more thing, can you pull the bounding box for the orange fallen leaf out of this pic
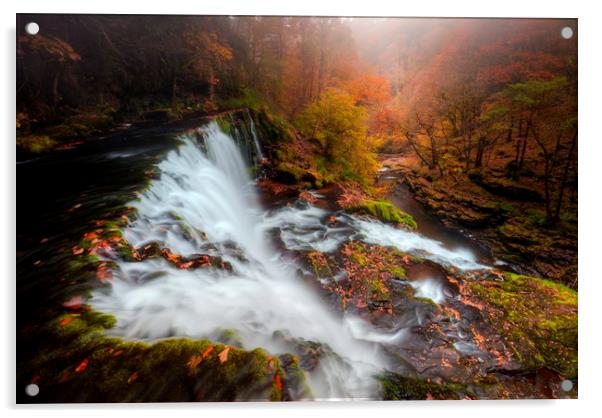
[187,355,203,370]
[60,316,74,326]
[273,374,282,392]
[72,247,84,255]
[201,346,214,359]
[127,372,139,384]
[96,270,112,280]
[218,346,231,364]
[75,358,89,373]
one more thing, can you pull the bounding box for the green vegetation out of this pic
[306,251,333,278]
[219,87,264,111]
[297,88,378,184]
[348,198,417,228]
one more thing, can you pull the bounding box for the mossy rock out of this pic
[251,108,296,144]
[467,273,577,378]
[348,199,417,229]
[19,305,301,402]
[469,170,543,202]
[306,251,332,278]
[274,162,308,184]
[18,212,306,402]
[378,371,471,400]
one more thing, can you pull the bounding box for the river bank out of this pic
[378,155,578,288]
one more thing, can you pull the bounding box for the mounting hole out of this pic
[25,22,39,36]
[561,26,573,40]
[560,379,574,392]
[25,383,39,396]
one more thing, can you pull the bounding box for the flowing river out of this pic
[89,121,490,399]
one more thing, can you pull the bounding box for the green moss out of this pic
[350,247,369,267]
[22,308,288,402]
[275,162,307,184]
[349,199,417,228]
[367,277,390,300]
[377,371,470,400]
[307,252,332,278]
[252,108,296,144]
[467,272,577,378]
[215,116,233,135]
[390,266,406,279]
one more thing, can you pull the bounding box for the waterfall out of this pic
[245,109,265,161]
[91,121,390,400]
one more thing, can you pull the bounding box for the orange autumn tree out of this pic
[183,30,233,107]
[297,88,378,184]
[341,73,391,107]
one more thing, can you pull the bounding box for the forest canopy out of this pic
[17,15,577,228]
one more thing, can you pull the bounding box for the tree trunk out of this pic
[475,136,486,168]
[52,70,61,105]
[171,76,178,108]
[518,122,530,171]
[406,133,432,169]
[208,66,215,103]
[553,131,577,222]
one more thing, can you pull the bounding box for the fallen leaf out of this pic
[96,270,112,280]
[187,355,202,370]
[60,317,74,326]
[75,358,89,373]
[202,346,214,359]
[273,374,282,392]
[218,346,231,364]
[127,372,139,384]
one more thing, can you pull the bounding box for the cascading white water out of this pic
[91,122,392,400]
[264,204,488,271]
[246,109,265,160]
